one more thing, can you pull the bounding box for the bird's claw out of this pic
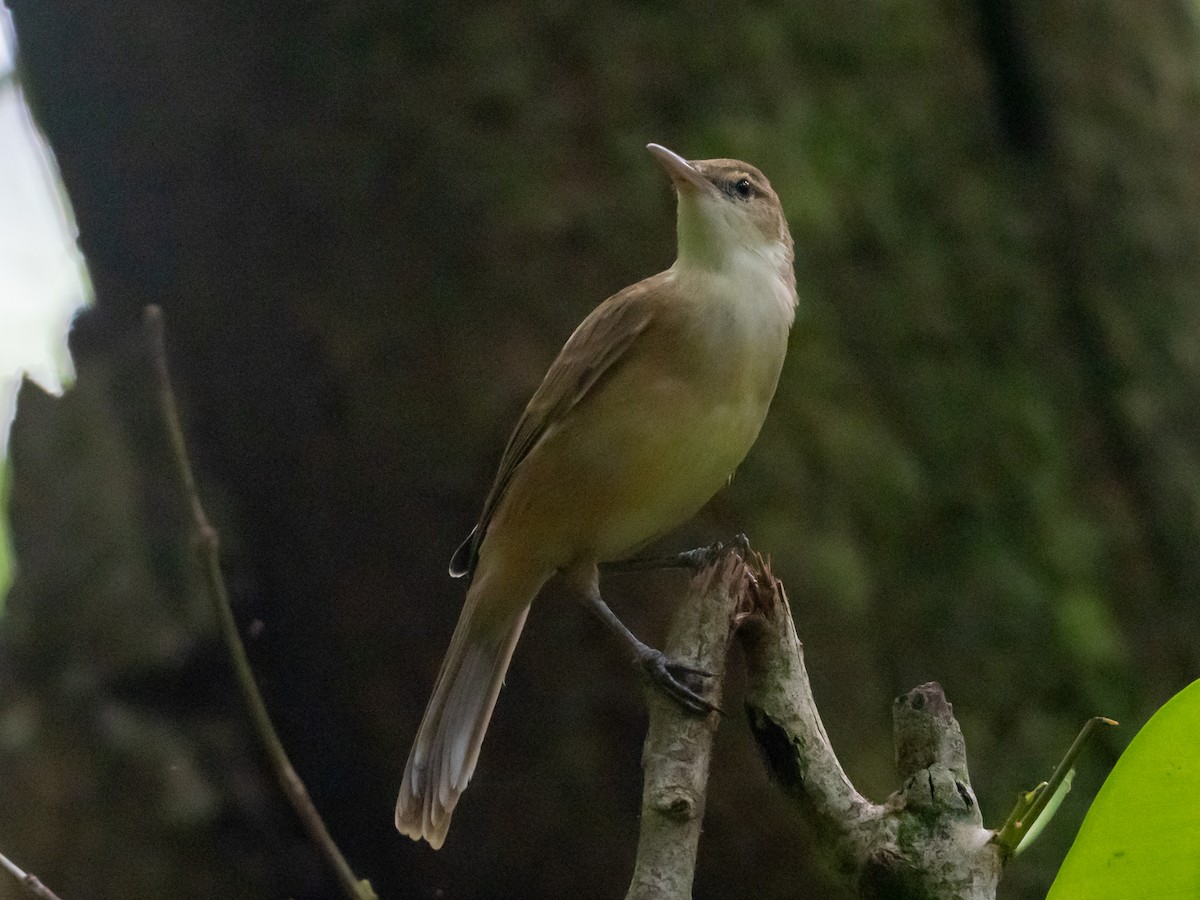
[601,534,751,574]
[682,533,751,570]
[637,649,722,716]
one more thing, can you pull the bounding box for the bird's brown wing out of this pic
[449,275,663,578]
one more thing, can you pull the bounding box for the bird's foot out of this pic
[636,647,722,716]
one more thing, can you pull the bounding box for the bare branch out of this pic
[862,683,1002,899]
[737,554,884,867]
[736,557,1008,898]
[625,549,748,900]
[142,305,377,900]
[0,849,65,900]
[627,546,1021,898]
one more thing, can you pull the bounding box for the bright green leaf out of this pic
[1048,679,1200,899]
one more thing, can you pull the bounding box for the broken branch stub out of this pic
[629,546,1012,899]
[735,555,1004,898]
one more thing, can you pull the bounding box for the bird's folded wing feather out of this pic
[449,277,662,578]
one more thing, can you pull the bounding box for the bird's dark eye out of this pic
[732,178,753,199]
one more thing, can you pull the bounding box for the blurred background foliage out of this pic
[1,0,1199,897]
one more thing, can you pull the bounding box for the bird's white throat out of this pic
[672,193,797,327]
[671,240,797,330]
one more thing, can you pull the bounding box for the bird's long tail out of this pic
[395,577,533,849]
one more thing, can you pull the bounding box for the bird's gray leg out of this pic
[599,533,750,575]
[575,578,720,716]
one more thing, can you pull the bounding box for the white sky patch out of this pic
[0,10,91,458]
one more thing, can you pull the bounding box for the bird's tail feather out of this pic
[395,593,531,849]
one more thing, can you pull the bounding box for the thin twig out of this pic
[995,715,1118,852]
[1023,716,1118,835]
[0,849,65,900]
[142,305,377,900]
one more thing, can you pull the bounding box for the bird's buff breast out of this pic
[488,321,786,568]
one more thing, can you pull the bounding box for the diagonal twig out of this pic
[142,305,377,900]
[0,849,65,900]
[994,715,1119,853]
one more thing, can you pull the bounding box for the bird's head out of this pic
[647,143,793,277]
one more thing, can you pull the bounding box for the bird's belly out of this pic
[582,397,759,560]
[489,361,772,568]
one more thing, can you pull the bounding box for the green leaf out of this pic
[1048,679,1200,899]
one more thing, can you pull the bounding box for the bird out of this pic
[396,143,797,849]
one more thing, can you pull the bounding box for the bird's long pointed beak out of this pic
[647,143,710,193]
